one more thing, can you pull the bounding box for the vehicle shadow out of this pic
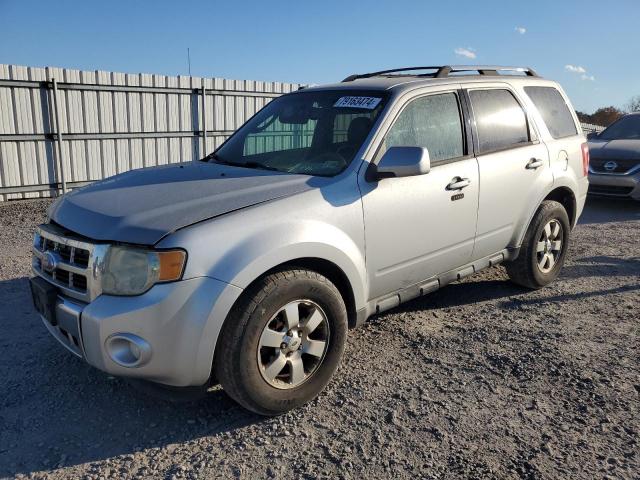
[578,195,640,224]
[394,277,525,314]
[561,255,640,280]
[372,253,640,319]
[0,277,266,477]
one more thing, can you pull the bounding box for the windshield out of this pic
[208,90,387,176]
[598,115,640,140]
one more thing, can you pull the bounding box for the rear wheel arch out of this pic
[506,199,571,289]
[543,187,577,227]
[517,186,577,248]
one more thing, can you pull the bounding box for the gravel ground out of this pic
[0,197,638,480]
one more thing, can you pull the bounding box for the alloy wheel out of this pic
[257,300,330,389]
[536,219,563,273]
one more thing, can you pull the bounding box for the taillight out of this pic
[581,143,590,176]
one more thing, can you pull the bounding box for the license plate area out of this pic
[30,276,59,325]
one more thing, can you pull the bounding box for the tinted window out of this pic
[525,86,577,139]
[598,115,640,140]
[383,93,464,162]
[469,89,529,154]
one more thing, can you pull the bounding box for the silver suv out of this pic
[30,65,589,415]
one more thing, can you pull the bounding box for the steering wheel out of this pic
[290,152,347,174]
[309,151,347,167]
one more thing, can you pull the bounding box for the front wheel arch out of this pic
[213,268,348,415]
[208,257,358,386]
[233,257,357,329]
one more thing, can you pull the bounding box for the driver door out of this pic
[359,89,479,300]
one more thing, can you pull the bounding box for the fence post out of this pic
[201,79,207,158]
[50,78,68,194]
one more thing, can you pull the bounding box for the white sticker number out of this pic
[334,96,382,109]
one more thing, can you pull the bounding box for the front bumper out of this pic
[35,276,243,387]
[588,169,640,200]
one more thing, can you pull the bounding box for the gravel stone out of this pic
[0,196,638,479]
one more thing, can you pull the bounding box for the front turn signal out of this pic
[158,250,187,281]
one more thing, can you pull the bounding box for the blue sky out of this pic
[1,0,638,112]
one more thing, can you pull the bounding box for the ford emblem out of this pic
[42,251,60,273]
[604,161,618,172]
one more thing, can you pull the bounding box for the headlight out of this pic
[101,246,186,296]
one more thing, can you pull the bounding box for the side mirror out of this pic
[586,131,599,140]
[374,146,431,180]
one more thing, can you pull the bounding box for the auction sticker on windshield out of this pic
[334,96,382,109]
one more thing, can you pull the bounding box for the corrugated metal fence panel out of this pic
[580,122,606,134]
[0,64,301,201]
[0,65,55,200]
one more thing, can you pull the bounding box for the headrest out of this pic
[347,117,372,144]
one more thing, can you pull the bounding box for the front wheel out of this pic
[214,269,348,415]
[506,200,571,289]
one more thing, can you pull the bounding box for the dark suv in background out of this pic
[587,112,640,200]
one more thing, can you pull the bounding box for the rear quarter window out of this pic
[524,86,578,139]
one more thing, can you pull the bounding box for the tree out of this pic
[575,111,592,124]
[589,107,624,127]
[626,95,640,113]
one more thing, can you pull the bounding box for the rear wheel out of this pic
[214,269,347,415]
[506,200,570,289]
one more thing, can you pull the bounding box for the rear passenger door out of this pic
[465,85,553,260]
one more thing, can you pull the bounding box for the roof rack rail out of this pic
[342,65,539,82]
[436,65,539,78]
[342,66,443,82]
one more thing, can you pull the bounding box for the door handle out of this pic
[526,158,544,170]
[446,177,471,190]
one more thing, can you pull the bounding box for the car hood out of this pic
[587,139,640,160]
[49,162,318,245]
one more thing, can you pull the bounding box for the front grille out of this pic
[73,275,87,291]
[590,158,640,174]
[53,268,70,285]
[39,236,90,268]
[74,248,90,268]
[588,185,634,196]
[32,224,109,303]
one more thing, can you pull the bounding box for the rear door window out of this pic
[524,86,578,139]
[469,89,530,154]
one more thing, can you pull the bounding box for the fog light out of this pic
[105,333,152,368]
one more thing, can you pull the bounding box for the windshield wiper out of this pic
[201,152,219,162]
[209,156,281,172]
[241,161,281,172]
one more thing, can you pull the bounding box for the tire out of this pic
[214,269,348,415]
[506,200,571,289]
